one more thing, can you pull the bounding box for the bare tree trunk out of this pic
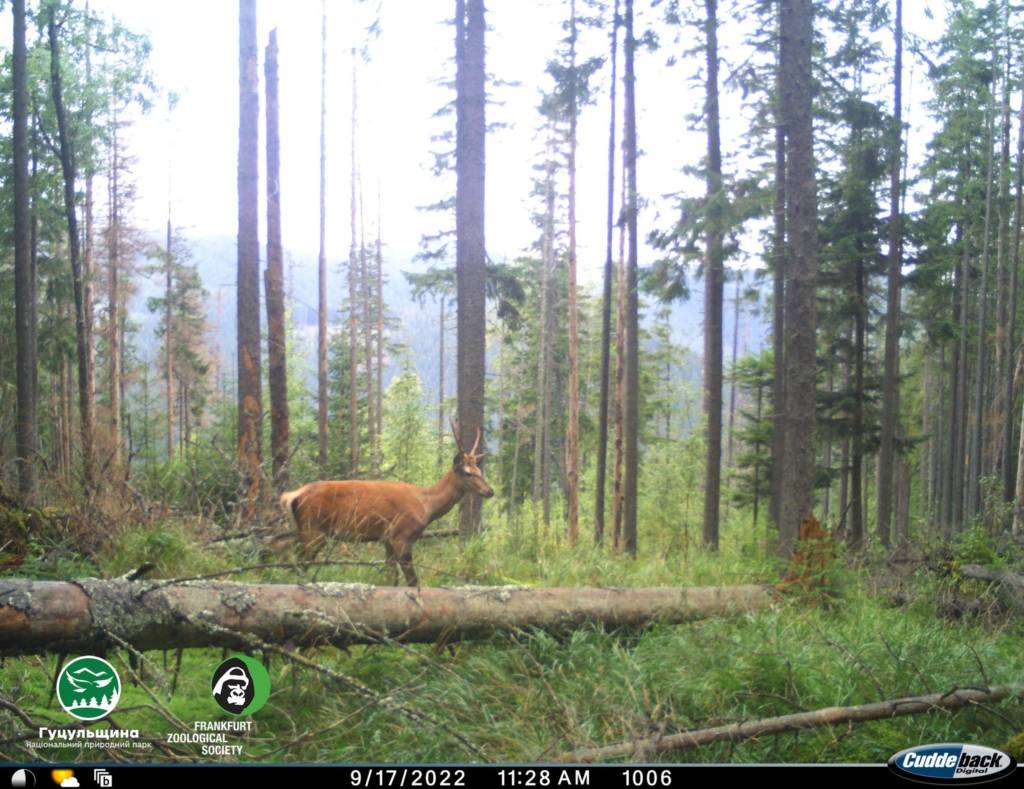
[953,236,970,534]
[456,0,487,536]
[317,1,329,477]
[165,217,174,461]
[727,271,741,466]
[438,295,446,470]
[777,0,819,558]
[1003,85,1024,504]
[622,0,640,557]
[534,142,554,511]
[376,196,384,460]
[1015,386,1024,535]
[993,10,1011,475]
[107,117,122,472]
[612,176,627,551]
[48,7,95,492]
[13,0,36,502]
[237,0,263,511]
[361,186,376,474]
[565,0,580,546]
[876,0,902,546]
[348,44,360,477]
[770,31,786,530]
[849,259,865,552]
[595,0,619,545]
[265,30,290,494]
[702,0,724,552]
[969,89,997,521]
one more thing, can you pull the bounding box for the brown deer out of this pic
[278,420,493,586]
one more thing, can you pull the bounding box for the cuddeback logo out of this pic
[888,743,1017,784]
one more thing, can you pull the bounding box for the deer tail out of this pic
[279,487,303,532]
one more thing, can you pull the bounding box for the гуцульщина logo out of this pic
[888,743,1017,783]
[211,655,270,715]
[55,656,121,721]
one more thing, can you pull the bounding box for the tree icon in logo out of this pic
[56,656,121,721]
[211,656,270,715]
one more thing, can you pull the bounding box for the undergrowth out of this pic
[1,505,1022,764]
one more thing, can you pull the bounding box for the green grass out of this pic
[1,508,1022,764]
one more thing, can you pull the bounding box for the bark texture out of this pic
[777,0,818,558]
[265,29,290,493]
[455,0,487,536]
[0,579,776,655]
[237,0,263,510]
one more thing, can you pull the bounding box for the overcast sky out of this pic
[85,0,944,289]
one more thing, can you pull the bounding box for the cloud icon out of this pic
[60,780,79,788]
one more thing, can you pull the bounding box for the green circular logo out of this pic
[56,655,121,720]
[211,655,270,715]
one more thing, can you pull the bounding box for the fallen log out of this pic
[559,684,1024,762]
[960,564,1024,613]
[0,579,776,655]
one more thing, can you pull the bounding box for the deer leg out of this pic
[383,541,400,585]
[398,546,419,588]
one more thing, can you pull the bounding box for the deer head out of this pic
[450,418,494,498]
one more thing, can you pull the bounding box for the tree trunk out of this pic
[1003,87,1024,504]
[969,89,996,521]
[317,1,329,477]
[777,0,818,558]
[534,146,555,520]
[702,0,724,552]
[849,259,865,551]
[0,579,777,656]
[348,44,361,478]
[13,0,36,503]
[612,176,627,551]
[438,295,446,470]
[237,0,263,511]
[595,0,620,545]
[727,271,741,466]
[770,35,787,529]
[265,29,290,494]
[376,198,385,460]
[107,118,122,472]
[953,226,970,533]
[455,0,487,537]
[565,0,580,546]
[361,187,375,474]
[622,0,640,557]
[165,217,174,461]
[876,0,902,547]
[48,7,95,493]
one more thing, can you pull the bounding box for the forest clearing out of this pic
[1,0,1023,770]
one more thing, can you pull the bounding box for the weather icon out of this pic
[11,769,35,788]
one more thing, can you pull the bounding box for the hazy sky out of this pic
[87,0,944,290]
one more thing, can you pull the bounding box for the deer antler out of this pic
[449,416,464,453]
[470,425,482,456]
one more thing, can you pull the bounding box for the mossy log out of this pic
[960,564,1024,613]
[0,579,775,655]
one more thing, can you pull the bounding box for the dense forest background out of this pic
[0,0,1023,766]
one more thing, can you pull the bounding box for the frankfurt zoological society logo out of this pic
[211,655,270,715]
[56,656,121,721]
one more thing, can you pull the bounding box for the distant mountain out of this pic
[126,234,770,403]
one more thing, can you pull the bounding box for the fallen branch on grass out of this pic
[557,684,1024,762]
[0,578,775,655]
[959,565,1024,613]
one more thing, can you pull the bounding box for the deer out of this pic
[278,420,493,587]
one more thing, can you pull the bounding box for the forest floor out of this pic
[1,502,1023,764]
